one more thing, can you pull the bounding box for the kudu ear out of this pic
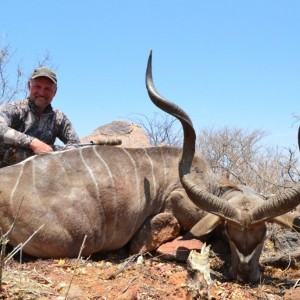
[183,214,222,240]
[272,212,300,232]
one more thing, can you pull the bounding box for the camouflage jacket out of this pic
[0,98,80,149]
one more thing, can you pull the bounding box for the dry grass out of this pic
[0,246,298,299]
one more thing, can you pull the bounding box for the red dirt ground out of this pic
[1,244,299,300]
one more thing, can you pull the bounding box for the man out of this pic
[0,67,80,167]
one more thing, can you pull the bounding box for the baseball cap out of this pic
[30,67,57,84]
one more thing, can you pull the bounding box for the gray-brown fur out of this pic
[0,145,211,258]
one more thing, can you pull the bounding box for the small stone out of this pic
[156,237,203,261]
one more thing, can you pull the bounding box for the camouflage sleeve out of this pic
[56,111,80,149]
[0,104,34,148]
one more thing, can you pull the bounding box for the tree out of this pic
[136,112,299,196]
[0,43,25,104]
[0,38,53,104]
[132,112,183,147]
[197,126,300,196]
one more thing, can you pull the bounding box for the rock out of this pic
[156,237,203,261]
[81,120,151,148]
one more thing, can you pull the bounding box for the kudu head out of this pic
[145,50,300,283]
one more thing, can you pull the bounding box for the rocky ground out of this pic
[0,225,299,300]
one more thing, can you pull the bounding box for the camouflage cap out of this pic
[30,67,57,84]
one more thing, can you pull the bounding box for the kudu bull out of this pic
[146,51,300,283]
[0,52,299,283]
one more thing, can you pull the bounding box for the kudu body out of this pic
[0,52,299,283]
[0,141,210,257]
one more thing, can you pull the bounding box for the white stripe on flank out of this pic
[121,148,141,236]
[92,147,118,245]
[10,163,25,204]
[159,148,169,187]
[79,148,107,246]
[79,148,100,199]
[31,157,37,198]
[143,149,156,194]
[93,147,114,183]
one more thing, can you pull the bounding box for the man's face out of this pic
[28,77,57,112]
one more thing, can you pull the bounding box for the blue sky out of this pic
[1,1,299,149]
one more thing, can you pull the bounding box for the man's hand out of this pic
[29,138,53,154]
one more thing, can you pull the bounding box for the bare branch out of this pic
[131,112,183,146]
[197,126,300,196]
[0,36,54,104]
